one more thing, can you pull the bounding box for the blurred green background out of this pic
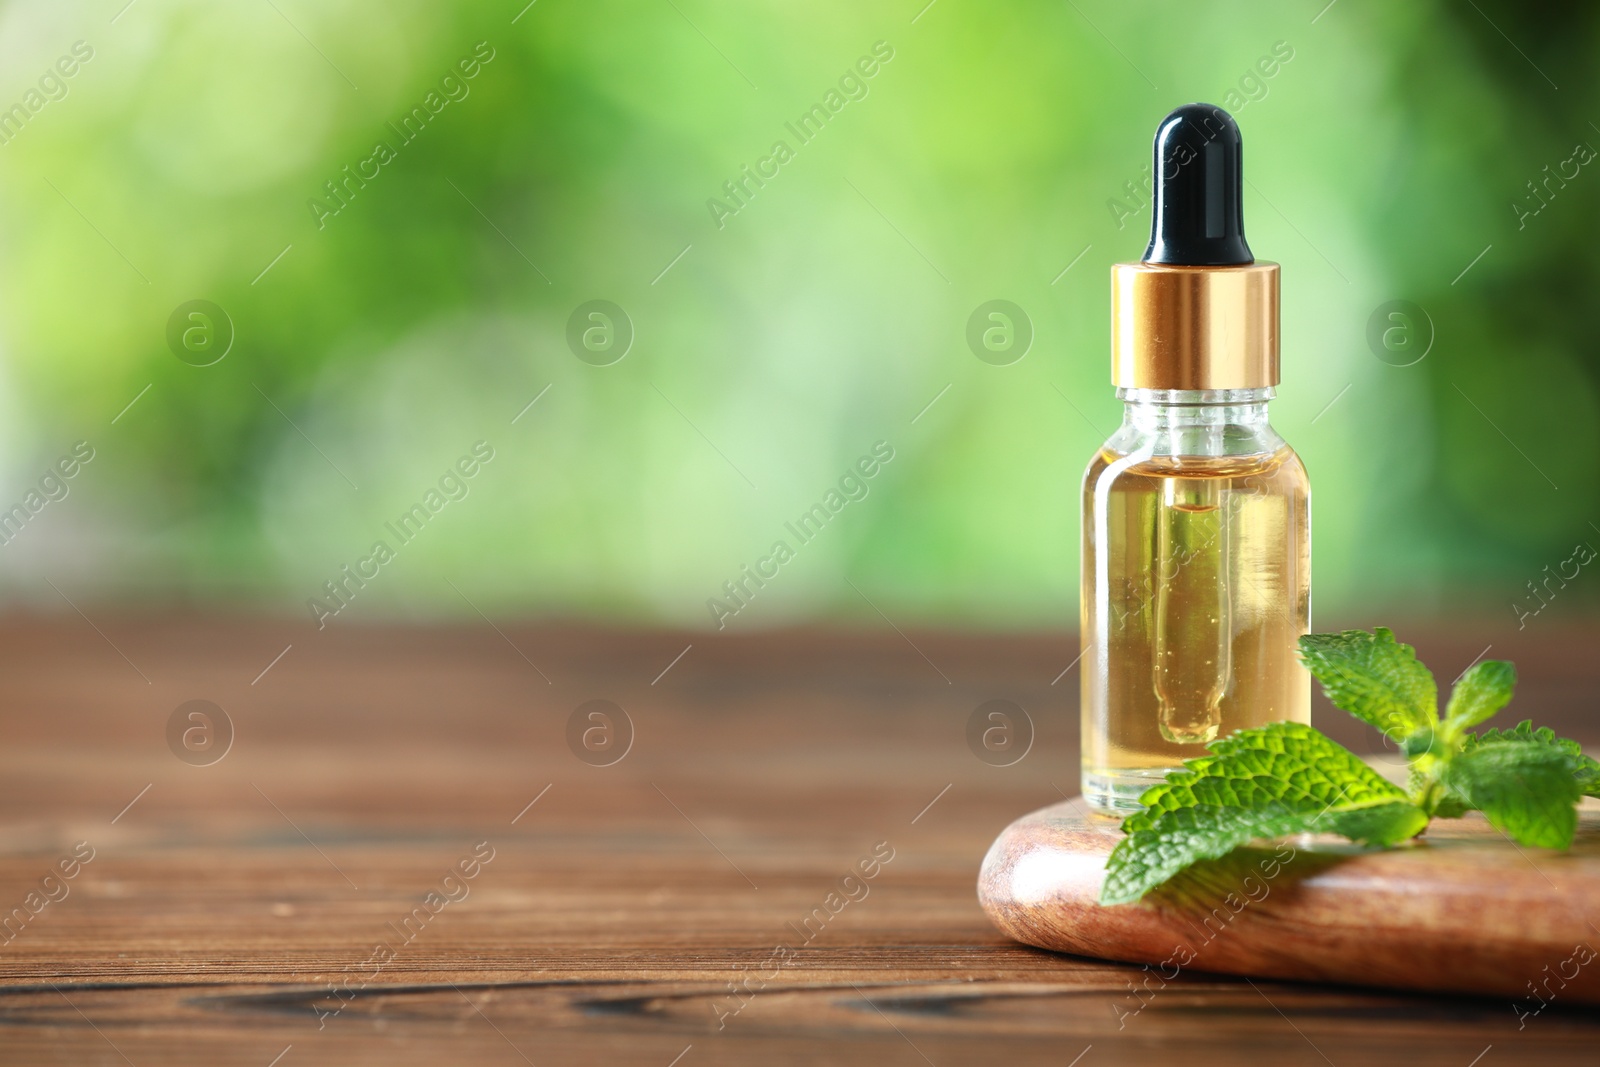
[0,0,1596,632]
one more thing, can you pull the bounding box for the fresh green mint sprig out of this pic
[1100,627,1600,905]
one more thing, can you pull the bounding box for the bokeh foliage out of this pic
[0,0,1596,629]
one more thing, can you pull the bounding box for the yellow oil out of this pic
[1080,445,1310,812]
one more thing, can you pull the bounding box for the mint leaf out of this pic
[1443,660,1516,730]
[1465,720,1600,798]
[1127,721,1415,827]
[1440,742,1581,848]
[1104,631,1584,905]
[1102,722,1427,904]
[1470,720,1568,748]
[1323,800,1434,845]
[1103,805,1333,906]
[1297,628,1437,741]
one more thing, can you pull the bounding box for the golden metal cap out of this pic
[1110,261,1279,389]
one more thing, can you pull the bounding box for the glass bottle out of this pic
[1079,102,1310,814]
[1080,387,1310,812]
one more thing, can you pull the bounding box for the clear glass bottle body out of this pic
[1080,388,1310,814]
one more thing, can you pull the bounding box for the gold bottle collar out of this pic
[1110,261,1279,389]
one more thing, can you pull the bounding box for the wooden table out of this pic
[0,615,1595,1064]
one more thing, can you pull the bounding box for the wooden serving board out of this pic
[980,800,1600,1006]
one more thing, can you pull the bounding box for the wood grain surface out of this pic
[0,614,1596,1065]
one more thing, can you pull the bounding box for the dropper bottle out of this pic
[1080,103,1311,814]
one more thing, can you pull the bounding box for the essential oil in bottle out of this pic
[1080,103,1311,815]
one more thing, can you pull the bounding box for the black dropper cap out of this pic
[1142,103,1253,266]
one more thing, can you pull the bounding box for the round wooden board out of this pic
[979,800,1600,1007]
